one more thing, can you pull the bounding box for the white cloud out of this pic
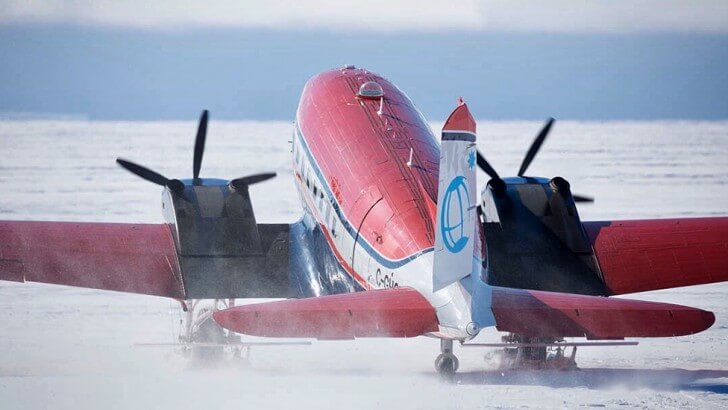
[482,1,728,33]
[1,0,727,33]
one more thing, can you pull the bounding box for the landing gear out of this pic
[496,333,578,371]
[178,299,244,365]
[435,339,460,375]
[189,308,226,362]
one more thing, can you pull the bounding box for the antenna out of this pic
[377,97,384,115]
[406,147,413,167]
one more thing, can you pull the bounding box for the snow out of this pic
[0,119,727,409]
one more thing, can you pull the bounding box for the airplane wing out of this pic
[583,217,728,295]
[0,220,296,299]
[212,287,439,339]
[489,286,715,339]
[0,221,186,298]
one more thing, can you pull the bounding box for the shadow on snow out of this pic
[449,368,728,393]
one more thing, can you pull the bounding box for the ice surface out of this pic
[0,120,727,409]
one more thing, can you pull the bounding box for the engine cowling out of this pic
[480,176,607,296]
[162,178,291,299]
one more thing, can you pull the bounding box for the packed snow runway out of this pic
[1,120,727,408]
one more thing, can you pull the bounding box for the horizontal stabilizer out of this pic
[135,341,311,348]
[213,288,439,340]
[462,341,638,348]
[491,286,715,339]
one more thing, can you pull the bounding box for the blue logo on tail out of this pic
[440,176,470,253]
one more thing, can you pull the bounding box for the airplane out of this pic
[1,65,727,375]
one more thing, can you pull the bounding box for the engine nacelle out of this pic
[480,176,607,295]
[161,178,291,299]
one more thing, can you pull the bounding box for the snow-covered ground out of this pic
[0,120,727,409]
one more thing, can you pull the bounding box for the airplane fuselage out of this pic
[291,67,476,339]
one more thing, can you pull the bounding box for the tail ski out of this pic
[433,99,478,292]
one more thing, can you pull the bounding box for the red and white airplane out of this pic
[2,66,727,374]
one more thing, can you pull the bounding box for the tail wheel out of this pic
[435,353,459,375]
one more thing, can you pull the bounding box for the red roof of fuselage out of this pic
[297,68,440,261]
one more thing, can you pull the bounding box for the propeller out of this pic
[518,117,554,177]
[116,109,276,198]
[473,117,594,202]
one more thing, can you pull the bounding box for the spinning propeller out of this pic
[475,118,594,203]
[116,110,276,195]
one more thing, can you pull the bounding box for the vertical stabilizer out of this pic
[433,100,478,291]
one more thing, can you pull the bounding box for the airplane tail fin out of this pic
[433,100,478,292]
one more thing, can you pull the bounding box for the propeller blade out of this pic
[476,150,500,180]
[116,158,170,186]
[518,117,555,177]
[116,158,185,193]
[488,177,507,196]
[572,194,595,203]
[230,172,277,191]
[193,109,209,180]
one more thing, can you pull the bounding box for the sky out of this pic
[3,1,728,33]
[1,1,728,120]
